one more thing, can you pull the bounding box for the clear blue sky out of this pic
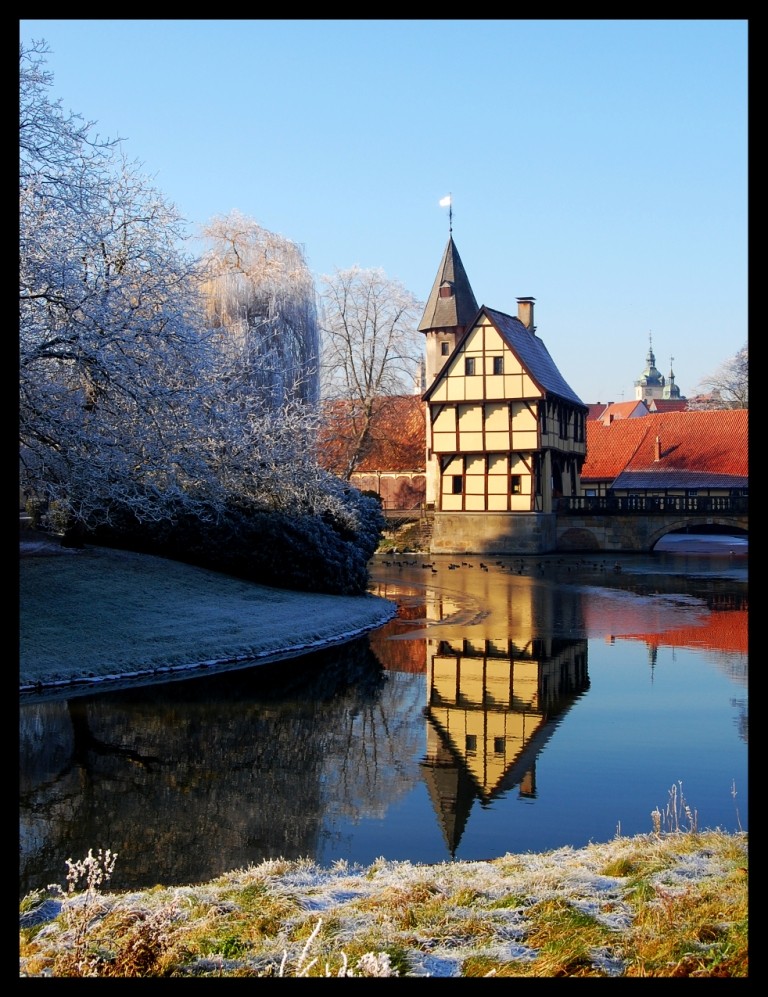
[20,19,747,405]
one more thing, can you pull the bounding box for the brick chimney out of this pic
[516,297,536,332]
[654,436,661,461]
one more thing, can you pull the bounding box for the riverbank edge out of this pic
[19,530,397,703]
[19,609,396,702]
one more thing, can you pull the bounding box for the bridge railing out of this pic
[561,495,748,515]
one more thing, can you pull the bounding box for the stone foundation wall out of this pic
[430,512,557,555]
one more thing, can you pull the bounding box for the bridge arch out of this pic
[647,518,749,551]
[555,511,747,554]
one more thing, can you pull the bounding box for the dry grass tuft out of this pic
[621,859,748,976]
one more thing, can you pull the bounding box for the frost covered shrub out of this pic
[82,488,385,595]
[229,511,372,594]
[206,495,384,594]
[323,486,386,563]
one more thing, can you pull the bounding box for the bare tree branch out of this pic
[319,266,423,479]
[692,343,748,409]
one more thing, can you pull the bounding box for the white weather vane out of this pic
[439,193,453,233]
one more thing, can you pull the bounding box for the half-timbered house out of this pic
[419,236,588,554]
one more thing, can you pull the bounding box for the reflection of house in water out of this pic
[422,633,589,856]
[583,593,747,665]
[595,600,748,690]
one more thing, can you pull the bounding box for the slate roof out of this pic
[472,307,586,408]
[417,237,479,333]
[611,469,747,490]
[581,410,748,485]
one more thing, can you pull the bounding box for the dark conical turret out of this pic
[419,236,480,386]
[418,236,479,333]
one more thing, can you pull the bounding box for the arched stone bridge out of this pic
[385,497,748,555]
[556,509,748,554]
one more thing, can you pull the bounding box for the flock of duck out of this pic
[378,555,623,575]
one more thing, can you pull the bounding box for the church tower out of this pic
[662,357,683,400]
[634,334,666,403]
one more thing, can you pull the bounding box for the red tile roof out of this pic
[583,599,747,655]
[648,399,689,413]
[581,410,748,482]
[320,400,747,486]
[597,400,650,423]
[621,609,748,656]
[586,403,610,421]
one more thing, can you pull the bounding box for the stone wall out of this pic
[430,512,557,555]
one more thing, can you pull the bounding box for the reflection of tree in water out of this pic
[317,669,424,827]
[20,638,422,896]
[67,699,163,770]
[731,698,748,744]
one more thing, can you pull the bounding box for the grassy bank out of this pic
[20,828,747,978]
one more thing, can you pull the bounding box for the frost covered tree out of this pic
[693,343,748,409]
[200,211,319,409]
[19,41,384,591]
[319,266,423,479]
[20,39,213,531]
[20,45,318,531]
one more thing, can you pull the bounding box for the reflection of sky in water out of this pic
[514,636,747,856]
[329,624,748,866]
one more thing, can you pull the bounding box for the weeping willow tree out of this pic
[200,211,320,410]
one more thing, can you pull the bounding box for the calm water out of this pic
[19,537,747,899]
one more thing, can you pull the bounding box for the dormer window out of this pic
[439,282,454,298]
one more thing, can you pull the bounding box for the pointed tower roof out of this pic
[417,236,479,332]
[420,722,477,857]
[662,357,683,399]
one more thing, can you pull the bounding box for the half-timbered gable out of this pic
[424,305,587,518]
